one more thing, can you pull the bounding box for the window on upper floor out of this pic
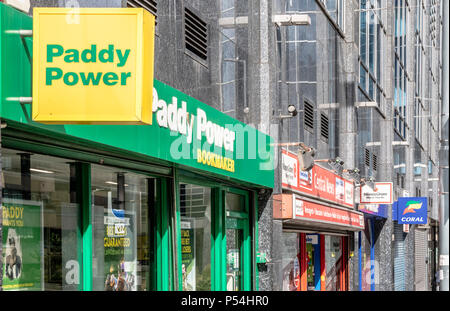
[358,0,386,110]
[317,0,345,30]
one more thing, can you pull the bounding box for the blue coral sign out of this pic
[397,197,428,224]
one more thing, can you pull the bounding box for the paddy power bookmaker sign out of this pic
[32,8,155,124]
[2,200,43,291]
[0,3,274,188]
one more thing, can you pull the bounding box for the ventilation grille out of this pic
[320,113,329,141]
[365,149,371,167]
[127,0,157,24]
[372,154,378,171]
[304,101,314,130]
[184,7,208,61]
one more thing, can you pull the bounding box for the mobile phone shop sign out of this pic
[32,8,155,124]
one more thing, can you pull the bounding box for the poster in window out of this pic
[181,219,196,291]
[2,199,43,291]
[103,197,136,291]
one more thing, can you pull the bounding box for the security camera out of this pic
[287,105,298,117]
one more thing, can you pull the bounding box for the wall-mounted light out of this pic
[277,105,298,120]
[358,176,376,189]
[298,143,315,171]
[343,168,361,180]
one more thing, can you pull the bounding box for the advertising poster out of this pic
[181,219,196,291]
[103,196,137,291]
[335,177,345,201]
[281,151,299,188]
[306,243,314,288]
[2,199,43,291]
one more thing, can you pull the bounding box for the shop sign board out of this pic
[360,182,393,204]
[396,197,428,224]
[358,204,388,218]
[1,4,274,188]
[293,196,364,230]
[32,8,155,124]
[281,149,354,208]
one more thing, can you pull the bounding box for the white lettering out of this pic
[65,260,79,285]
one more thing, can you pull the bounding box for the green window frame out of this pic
[174,170,255,291]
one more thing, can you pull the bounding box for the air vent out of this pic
[127,0,157,25]
[184,7,208,61]
[372,154,378,171]
[304,101,314,130]
[320,113,329,141]
[365,149,370,167]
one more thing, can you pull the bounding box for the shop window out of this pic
[179,183,212,291]
[225,192,243,212]
[91,165,152,291]
[325,235,342,291]
[1,149,80,291]
[279,232,301,291]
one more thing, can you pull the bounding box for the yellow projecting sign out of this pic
[32,8,155,124]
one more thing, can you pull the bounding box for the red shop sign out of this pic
[281,149,354,208]
[294,196,364,230]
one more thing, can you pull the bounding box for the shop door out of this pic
[225,191,250,291]
[306,234,321,291]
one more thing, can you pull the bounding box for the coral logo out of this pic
[397,197,427,224]
[402,201,423,215]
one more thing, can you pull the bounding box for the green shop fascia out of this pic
[0,3,274,291]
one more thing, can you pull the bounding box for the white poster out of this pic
[360,182,393,204]
[181,219,196,291]
[282,152,298,188]
[345,181,354,206]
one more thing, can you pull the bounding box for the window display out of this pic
[325,235,342,291]
[179,184,211,291]
[91,165,152,291]
[2,149,79,290]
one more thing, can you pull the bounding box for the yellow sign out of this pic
[32,8,155,124]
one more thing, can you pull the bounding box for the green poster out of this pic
[181,219,195,291]
[2,199,43,291]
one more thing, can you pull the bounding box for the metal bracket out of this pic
[392,141,410,146]
[355,101,378,108]
[5,29,33,37]
[6,97,32,104]
[273,14,311,26]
